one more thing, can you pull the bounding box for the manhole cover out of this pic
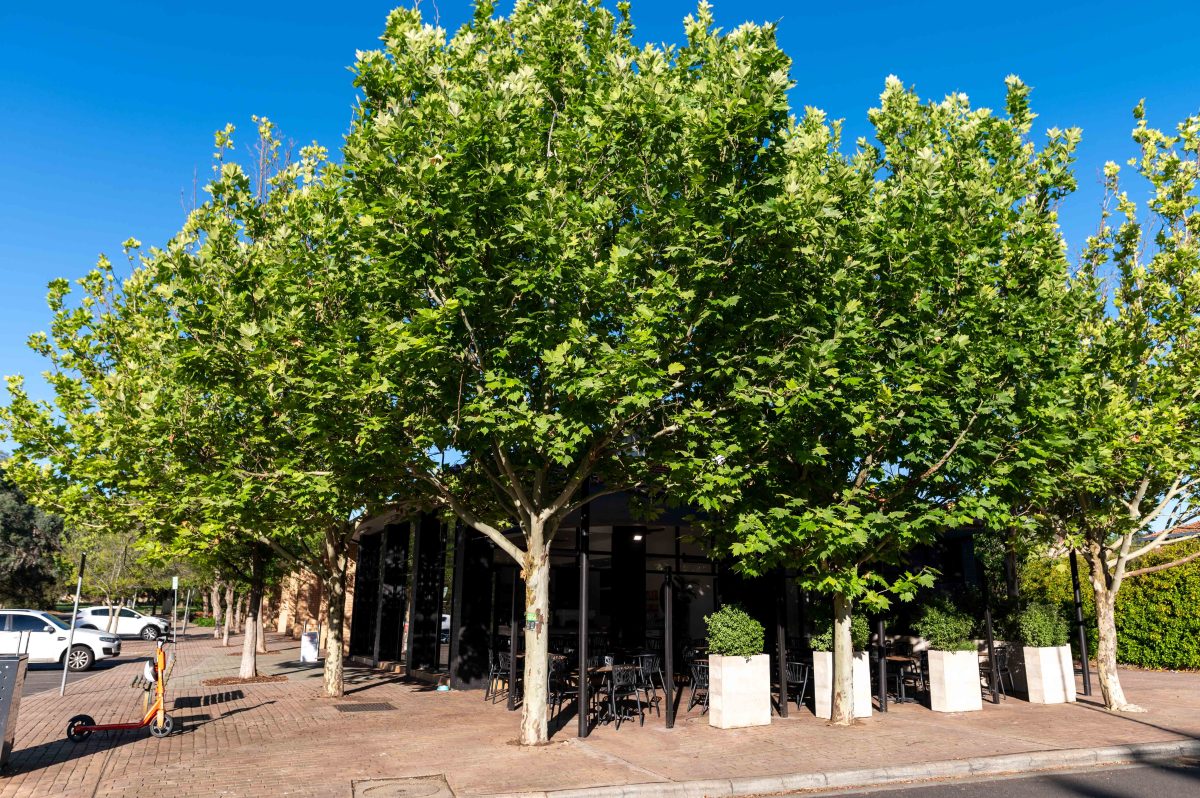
[353,775,454,797]
[335,702,396,712]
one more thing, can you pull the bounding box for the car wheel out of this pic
[66,714,95,742]
[140,625,160,640]
[66,644,94,671]
[149,714,174,738]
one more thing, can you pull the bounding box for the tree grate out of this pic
[335,702,396,712]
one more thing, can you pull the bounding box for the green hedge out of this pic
[1021,539,1200,670]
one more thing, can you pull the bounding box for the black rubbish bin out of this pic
[1,654,30,771]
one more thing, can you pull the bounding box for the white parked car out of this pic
[0,609,120,670]
[76,606,170,640]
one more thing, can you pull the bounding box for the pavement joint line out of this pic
[469,739,1200,798]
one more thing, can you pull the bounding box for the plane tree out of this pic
[344,0,794,744]
[673,76,1084,724]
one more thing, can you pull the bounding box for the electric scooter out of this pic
[65,636,176,741]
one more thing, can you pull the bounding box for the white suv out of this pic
[76,606,170,640]
[0,609,120,670]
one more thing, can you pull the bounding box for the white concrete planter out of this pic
[708,653,771,729]
[811,650,872,719]
[927,649,983,713]
[1012,645,1076,704]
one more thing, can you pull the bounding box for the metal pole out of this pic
[374,529,387,665]
[181,588,193,635]
[508,572,518,712]
[664,567,675,729]
[59,554,85,696]
[577,482,591,738]
[1070,550,1092,696]
[776,572,788,718]
[984,604,1000,704]
[876,617,887,713]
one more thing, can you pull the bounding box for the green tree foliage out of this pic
[345,0,793,743]
[0,462,64,606]
[674,75,1081,722]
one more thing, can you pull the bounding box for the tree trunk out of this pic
[256,594,268,654]
[239,552,266,679]
[276,579,291,635]
[222,585,235,646]
[830,593,855,726]
[211,583,224,639]
[202,588,211,618]
[1093,586,1135,710]
[235,593,246,632]
[322,526,350,698]
[519,536,552,746]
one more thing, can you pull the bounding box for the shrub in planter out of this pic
[704,604,770,729]
[1017,603,1068,648]
[811,613,872,719]
[706,604,765,657]
[914,601,982,712]
[1012,603,1075,704]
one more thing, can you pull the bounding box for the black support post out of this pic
[508,573,518,712]
[776,572,788,718]
[372,528,386,665]
[875,617,887,713]
[984,604,1000,704]
[577,480,591,738]
[664,567,675,729]
[1070,550,1092,696]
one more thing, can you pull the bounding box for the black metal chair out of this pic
[633,653,664,717]
[599,664,645,729]
[547,655,570,717]
[687,662,709,714]
[785,661,811,709]
[981,645,1015,698]
[486,651,515,704]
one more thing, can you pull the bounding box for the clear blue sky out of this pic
[2,1,1198,413]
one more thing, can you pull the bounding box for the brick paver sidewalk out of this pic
[3,633,1199,798]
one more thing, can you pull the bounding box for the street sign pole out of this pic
[59,554,86,697]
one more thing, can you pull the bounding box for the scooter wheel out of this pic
[66,714,95,743]
[149,714,174,738]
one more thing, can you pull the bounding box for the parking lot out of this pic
[18,637,155,697]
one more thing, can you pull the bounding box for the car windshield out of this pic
[39,613,69,630]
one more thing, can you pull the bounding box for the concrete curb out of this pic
[472,739,1200,798]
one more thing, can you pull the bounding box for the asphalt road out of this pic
[19,640,152,697]
[819,761,1200,797]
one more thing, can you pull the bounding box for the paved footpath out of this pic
[3,633,1200,798]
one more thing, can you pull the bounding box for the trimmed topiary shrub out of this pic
[913,600,976,651]
[810,613,870,652]
[705,604,765,658]
[1017,602,1068,648]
